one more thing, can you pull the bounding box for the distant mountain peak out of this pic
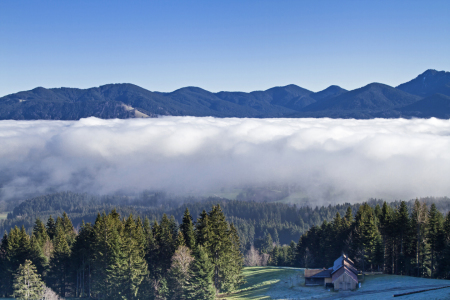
[311,85,347,101]
[32,87,48,92]
[364,82,390,88]
[171,86,212,95]
[422,69,438,75]
[264,84,311,93]
[1,69,450,120]
[326,85,344,89]
[397,69,450,97]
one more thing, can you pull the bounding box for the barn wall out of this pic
[333,273,357,291]
[305,278,324,285]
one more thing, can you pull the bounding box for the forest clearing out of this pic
[223,267,450,300]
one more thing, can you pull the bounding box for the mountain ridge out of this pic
[1,69,449,120]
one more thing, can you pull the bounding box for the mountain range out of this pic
[1,69,449,120]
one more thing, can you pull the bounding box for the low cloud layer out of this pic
[1,117,450,203]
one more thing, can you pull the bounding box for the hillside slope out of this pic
[397,69,450,97]
[1,69,450,120]
[226,267,450,300]
[293,83,421,118]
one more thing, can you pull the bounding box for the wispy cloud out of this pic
[1,117,450,202]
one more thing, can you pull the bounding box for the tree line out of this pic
[3,192,450,276]
[0,205,244,299]
[290,200,450,278]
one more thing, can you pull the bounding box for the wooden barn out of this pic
[331,255,358,290]
[304,269,332,286]
[304,254,359,291]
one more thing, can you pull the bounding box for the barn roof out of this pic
[308,269,332,278]
[332,254,358,275]
[331,266,358,284]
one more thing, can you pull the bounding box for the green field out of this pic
[222,267,320,300]
[0,212,8,220]
[2,267,450,300]
[221,267,450,300]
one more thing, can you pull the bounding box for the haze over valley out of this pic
[2,116,450,206]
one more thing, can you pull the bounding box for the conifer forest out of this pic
[1,192,450,299]
[0,205,243,299]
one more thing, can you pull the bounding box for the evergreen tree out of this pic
[62,212,77,246]
[110,214,148,300]
[195,210,211,248]
[352,204,381,271]
[180,208,196,250]
[146,214,178,299]
[225,223,245,291]
[2,227,21,296]
[91,210,122,298]
[345,206,353,224]
[395,201,411,275]
[379,201,394,274]
[374,204,382,221]
[28,234,47,275]
[273,229,280,246]
[288,241,296,266]
[176,231,186,248]
[0,231,12,296]
[262,232,273,253]
[331,212,346,260]
[71,221,94,298]
[271,246,279,266]
[158,214,178,277]
[185,246,215,300]
[47,224,71,297]
[32,218,49,249]
[13,260,44,300]
[444,211,450,240]
[440,212,450,278]
[17,226,31,265]
[198,205,244,294]
[294,226,319,268]
[46,216,56,240]
[427,203,444,277]
[411,200,428,277]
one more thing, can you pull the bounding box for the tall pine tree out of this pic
[185,246,215,300]
[13,260,44,300]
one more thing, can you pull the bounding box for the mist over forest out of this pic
[1,117,450,207]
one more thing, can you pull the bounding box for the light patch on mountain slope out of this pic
[122,103,149,118]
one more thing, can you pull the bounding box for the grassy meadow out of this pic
[221,267,450,300]
[2,266,450,299]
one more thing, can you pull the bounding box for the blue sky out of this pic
[0,0,449,97]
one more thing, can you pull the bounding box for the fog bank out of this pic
[1,117,450,203]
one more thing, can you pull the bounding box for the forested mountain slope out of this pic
[1,69,450,119]
[294,83,421,118]
[396,69,450,97]
[2,191,450,252]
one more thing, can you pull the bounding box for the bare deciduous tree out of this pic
[171,245,194,275]
[244,245,262,266]
[42,240,54,259]
[168,245,195,300]
[42,286,63,300]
